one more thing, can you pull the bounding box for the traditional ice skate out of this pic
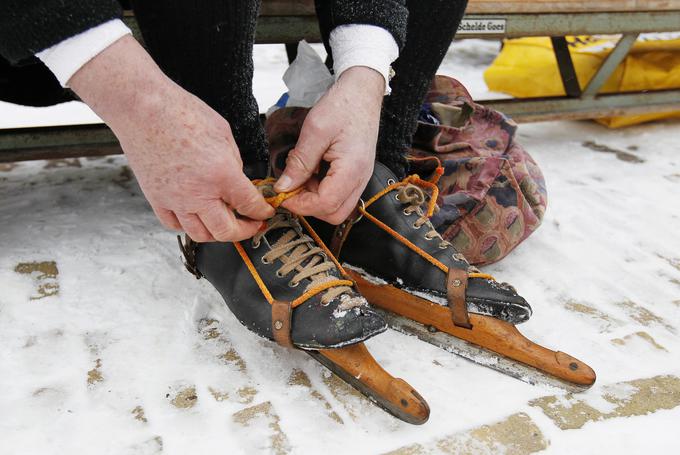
[309,163,596,391]
[178,179,430,424]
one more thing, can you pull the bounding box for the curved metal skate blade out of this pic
[379,309,594,393]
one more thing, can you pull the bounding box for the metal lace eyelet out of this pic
[424,235,434,241]
[402,209,412,216]
[252,240,261,249]
[439,243,449,249]
[395,194,401,201]
[413,222,422,230]
[288,280,299,288]
[261,256,270,265]
[387,178,396,186]
[276,270,284,278]
[352,198,365,225]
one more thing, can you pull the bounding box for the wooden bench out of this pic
[255,0,680,41]
[2,0,680,163]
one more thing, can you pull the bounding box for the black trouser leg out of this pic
[132,0,268,178]
[378,0,468,178]
[316,0,468,178]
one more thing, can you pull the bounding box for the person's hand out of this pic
[69,35,274,242]
[274,66,385,224]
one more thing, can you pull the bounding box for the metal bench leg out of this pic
[551,37,582,98]
[285,42,298,63]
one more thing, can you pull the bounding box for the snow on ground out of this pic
[1,41,680,454]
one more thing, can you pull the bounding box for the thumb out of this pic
[274,123,328,193]
[227,175,275,221]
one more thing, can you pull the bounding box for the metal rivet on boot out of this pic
[274,320,283,330]
[452,279,462,287]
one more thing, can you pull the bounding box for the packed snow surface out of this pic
[1,40,679,454]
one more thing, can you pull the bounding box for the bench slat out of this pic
[260,0,315,16]
[260,0,680,16]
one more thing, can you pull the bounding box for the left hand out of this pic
[273,66,385,224]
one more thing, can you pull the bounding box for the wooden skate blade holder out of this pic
[314,343,430,425]
[348,271,597,387]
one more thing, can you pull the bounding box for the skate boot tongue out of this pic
[256,184,292,245]
[398,182,453,250]
[394,174,493,275]
[393,175,466,263]
[255,181,361,308]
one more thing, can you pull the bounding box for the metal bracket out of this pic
[551,33,641,104]
[582,33,639,98]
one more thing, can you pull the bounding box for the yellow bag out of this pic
[483,34,680,128]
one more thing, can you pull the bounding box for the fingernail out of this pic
[276,175,292,192]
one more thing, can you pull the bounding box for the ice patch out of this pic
[342,264,388,285]
[333,308,348,319]
[408,288,448,307]
[333,296,367,319]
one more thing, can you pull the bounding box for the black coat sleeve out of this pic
[315,0,409,53]
[0,0,122,64]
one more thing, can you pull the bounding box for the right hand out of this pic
[69,35,274,242]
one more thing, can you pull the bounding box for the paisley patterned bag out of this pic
[409,75,547,265]
[265,75,548,266]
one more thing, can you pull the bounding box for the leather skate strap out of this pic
[271,300,294,348]
[177,234,202,279]
[329,205,362,257]
[447,268,473,329]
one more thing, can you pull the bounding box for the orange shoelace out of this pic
[359,161,496,282]
[233,178,355,310]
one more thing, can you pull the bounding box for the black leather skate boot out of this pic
[310,162,532,328]
[177,180,433,424]
[178,180,387,350]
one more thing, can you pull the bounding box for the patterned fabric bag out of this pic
[265,75,548,266]
[410,75,548,265]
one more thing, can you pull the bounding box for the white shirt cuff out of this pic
[36,19,132,88]
[329,24,399,95]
